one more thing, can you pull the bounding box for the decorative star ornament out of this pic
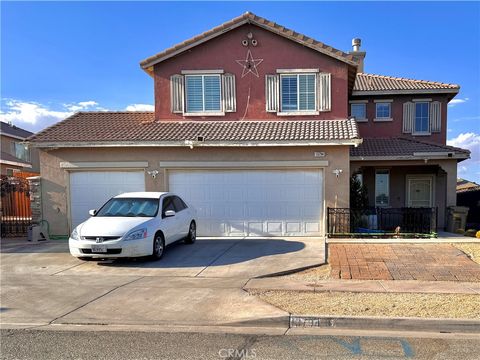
[235,50,263,78]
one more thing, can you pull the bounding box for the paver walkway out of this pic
[328,244,480,281]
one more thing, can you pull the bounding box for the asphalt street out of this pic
[2,329,480,360]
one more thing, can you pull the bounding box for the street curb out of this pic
[290,315,480,334]
[254,263,325,279]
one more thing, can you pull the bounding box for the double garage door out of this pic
[69,169,324,236]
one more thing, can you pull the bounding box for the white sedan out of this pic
[69,192,196,260]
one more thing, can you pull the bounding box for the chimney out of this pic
[350,38,366,73]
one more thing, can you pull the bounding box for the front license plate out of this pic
[91,245,107,253]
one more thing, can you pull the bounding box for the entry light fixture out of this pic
[332,169,343,178]
[147,170,159,179]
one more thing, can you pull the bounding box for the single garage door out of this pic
[70,171,145,228]
[169,169,323,237]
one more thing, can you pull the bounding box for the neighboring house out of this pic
[28,12,469,236]
[457,178,480,229]
[1,121,40,175]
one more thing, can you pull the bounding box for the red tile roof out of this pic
[140,12,358,74]
[28,112,360,145]
[353,73,460,93]
[351,137,470,159]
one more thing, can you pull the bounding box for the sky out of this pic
[1,1,479,182]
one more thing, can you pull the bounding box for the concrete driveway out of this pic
[1,237,324,328]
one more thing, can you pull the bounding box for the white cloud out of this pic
[125,104,154,112]
[64,100,100,112]
[448,97,469,107]
[448,132,480,181]
[0,99,106,132]
[0,99,73,126]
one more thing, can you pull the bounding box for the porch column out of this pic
[439,160,458,208]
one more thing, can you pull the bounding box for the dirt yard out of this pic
[251,290,480,319]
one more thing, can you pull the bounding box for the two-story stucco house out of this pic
[28,12,469,237]
[1,121,40,175]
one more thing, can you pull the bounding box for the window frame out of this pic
[184,73,224,116]
[350,102,367,122]
[161,196,176,218]
[413,101,431,135]
[374,101,392,122]
[375,169,390,207]
[278,72,319,116]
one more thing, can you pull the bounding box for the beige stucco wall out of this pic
[38,145,350,235]
[351,159,458,229]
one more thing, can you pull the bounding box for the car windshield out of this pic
[95,198,159,217]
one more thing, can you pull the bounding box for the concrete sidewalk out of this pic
[244,277,480,294]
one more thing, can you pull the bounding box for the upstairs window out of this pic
[375,102,391,120]
[170,72,236,116]
[266,71,331,114]
[414,102,430,134]
[280,74,316,112]
[11,142,30,162]
[185,75,221,113]
[351,103,367,121]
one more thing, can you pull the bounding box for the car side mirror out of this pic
[89,209,97,216]
[164,210,176,218]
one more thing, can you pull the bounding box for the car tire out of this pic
[184,221,196,244]
[151,233,165,260]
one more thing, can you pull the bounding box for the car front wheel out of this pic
[184,221,196,244]
[152,233,165,260]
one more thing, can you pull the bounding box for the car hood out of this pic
[78,217,152,237]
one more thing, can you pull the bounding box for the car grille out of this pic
[81,248,122,254]
[82,236,121,241]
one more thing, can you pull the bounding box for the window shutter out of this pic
[430,101,441,133]
[222,73,236,112]
[317,73,331,112]
[170,74,184,113]
[265,74,279,112]
[403,101,415,133]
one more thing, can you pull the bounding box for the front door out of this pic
[407,176,433,207]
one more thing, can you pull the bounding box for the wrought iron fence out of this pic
[327,207,438,237]
[1,175,32,237]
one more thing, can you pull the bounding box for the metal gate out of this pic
[1,175,32,237]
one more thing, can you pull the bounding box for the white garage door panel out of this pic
[169,169,323,237]
[70,171,145,228]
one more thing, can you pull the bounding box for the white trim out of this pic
[412,132,432,136]
[352,89,459,96]
[276,68,319,74]
[412,98,432,102]
[279,73,317,113]
[373,118,393,122]
[349,100,368,104]
[0,133,29,141]
[184,74,223,115]
[0,159,32,168]
[277,111,319,116]
[159,160,329,168]
[33,139,363,148]
[350,153,469,161]
[60,161,149,169]
[406,174,435,208]
[183,112,225,117]
[413,152,453,157]
[355,118,368,123]
[373,99,393,103]
[181,69,224,74]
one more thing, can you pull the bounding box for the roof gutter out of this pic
[30,138,363,149]
[351,153,469,161]
[352,88,459,96]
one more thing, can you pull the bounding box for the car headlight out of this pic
[70,227,79,240]
[125,228,148,241]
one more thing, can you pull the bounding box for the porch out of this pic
[350,161,458,230]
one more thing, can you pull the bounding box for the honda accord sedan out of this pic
[69,192,196,260]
